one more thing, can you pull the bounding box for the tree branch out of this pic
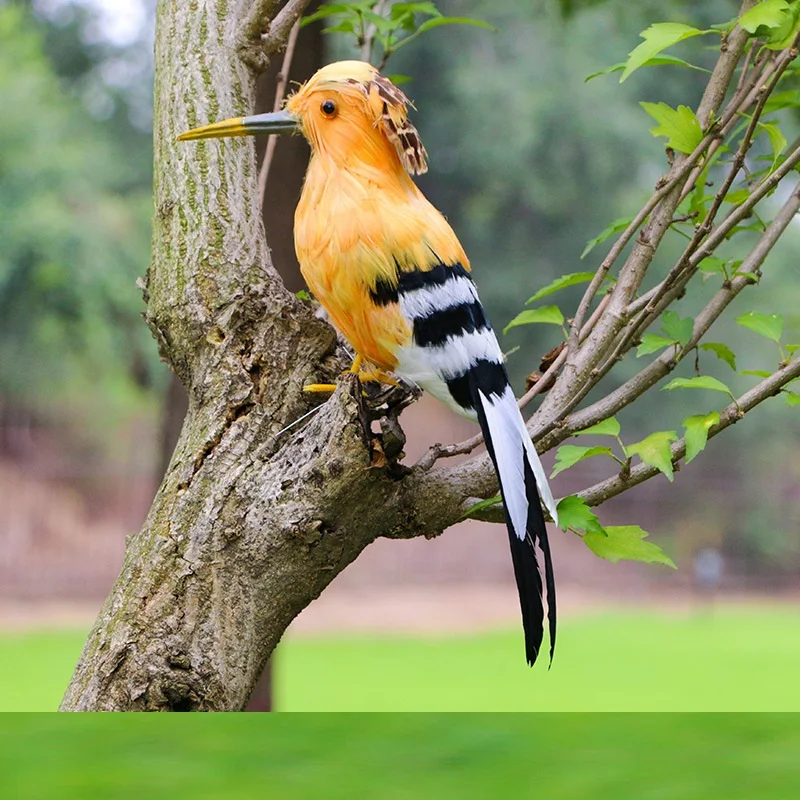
[537,180,800,452]
[567,2,757,355]
[258,17,302,200]
[263,0,313,55]
[577,358,800,508]
[543,14,754,444]
[469,356,800,525]
[239,0,312,71]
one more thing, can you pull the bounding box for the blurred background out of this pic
[0,0,798,711]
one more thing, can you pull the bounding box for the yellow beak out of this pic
[178,110,299,141]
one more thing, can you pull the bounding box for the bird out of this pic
[179,60,560,666]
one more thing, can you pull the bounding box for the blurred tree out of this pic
[0,1,158,446]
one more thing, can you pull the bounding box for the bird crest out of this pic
[363,73,428,176]
[288,61,428,175]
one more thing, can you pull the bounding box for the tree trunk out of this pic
[245,4,323,712]
[59,0,476,711]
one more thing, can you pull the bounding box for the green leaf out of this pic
[295,289,311,301]
[662,375,734,398]
[641,102,703,154]
[585,54,710,82]
[580,221,632,260]
[625,431,678,481]
[661,310,694,347]
[526,272,595,305]
[736,311,783,343]
[503,305,564,333]
[621,22,712,83]
[765,90,800,113]
[393,15,496,51]
[323,19,359,33]
[551,445,616,478]
[361,10,394,33]
[723,188,751,205]
[390,2,441,20]
[461,494,502,520]
[584,525,677,568]
[739,0,790,34]
[784,391,800,407]
[683,411,720,463]
[637,334,676,357]
[581,216,633,259]
[699,342,737,371]
[739,369,772,378]
[698,256,728,275]
[766,2,800,48]
[301,3,355,26]
[416,16,495,33]
[759,121,788,165]
[574,417,621,437]
[556,495,605,535]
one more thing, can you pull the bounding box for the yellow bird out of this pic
[180,61,560,666]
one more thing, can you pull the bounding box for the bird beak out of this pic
[177,110,299,141]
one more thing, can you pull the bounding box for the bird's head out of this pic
[178,60,427,175]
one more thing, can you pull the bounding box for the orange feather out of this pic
[287,62,469,370]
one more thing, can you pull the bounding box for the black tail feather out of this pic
[525,458,557,665]
[476,394,556,667]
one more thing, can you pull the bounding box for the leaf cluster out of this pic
[462,1,800,568]
[303,1,493,70]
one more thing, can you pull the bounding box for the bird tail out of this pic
[474,382,559,666]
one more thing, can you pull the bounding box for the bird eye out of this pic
[321,99,337,117]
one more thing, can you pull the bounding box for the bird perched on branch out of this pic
[179,61,560,666]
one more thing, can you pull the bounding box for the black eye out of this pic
[321,99,336,116]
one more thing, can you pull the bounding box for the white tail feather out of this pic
[478,387,559,536]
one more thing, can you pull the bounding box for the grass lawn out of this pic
[0,715,797,798]
[1,606,798,712]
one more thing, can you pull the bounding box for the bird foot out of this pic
[303,357,399,394]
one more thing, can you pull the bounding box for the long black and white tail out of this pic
[386,262,559,665]
[474,382,559,667]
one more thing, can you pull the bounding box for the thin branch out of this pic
[592,56,791,382]
[567,4,757,349]
[537,181,800,452]
[263,0,313,56]
[627,137,800,322]
[466,356,800,524]
[559,44,799,427]
[576,357,800,508]
[361,0,389,63]
[258,17,302,201]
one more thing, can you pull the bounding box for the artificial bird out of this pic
[179,61,560,666]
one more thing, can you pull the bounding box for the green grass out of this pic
[1,607,799,712]
[0,715,798,798]
[278,607,800,711]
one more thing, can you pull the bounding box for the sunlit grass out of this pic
[1,606,798,713]
[277,607,800,711]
